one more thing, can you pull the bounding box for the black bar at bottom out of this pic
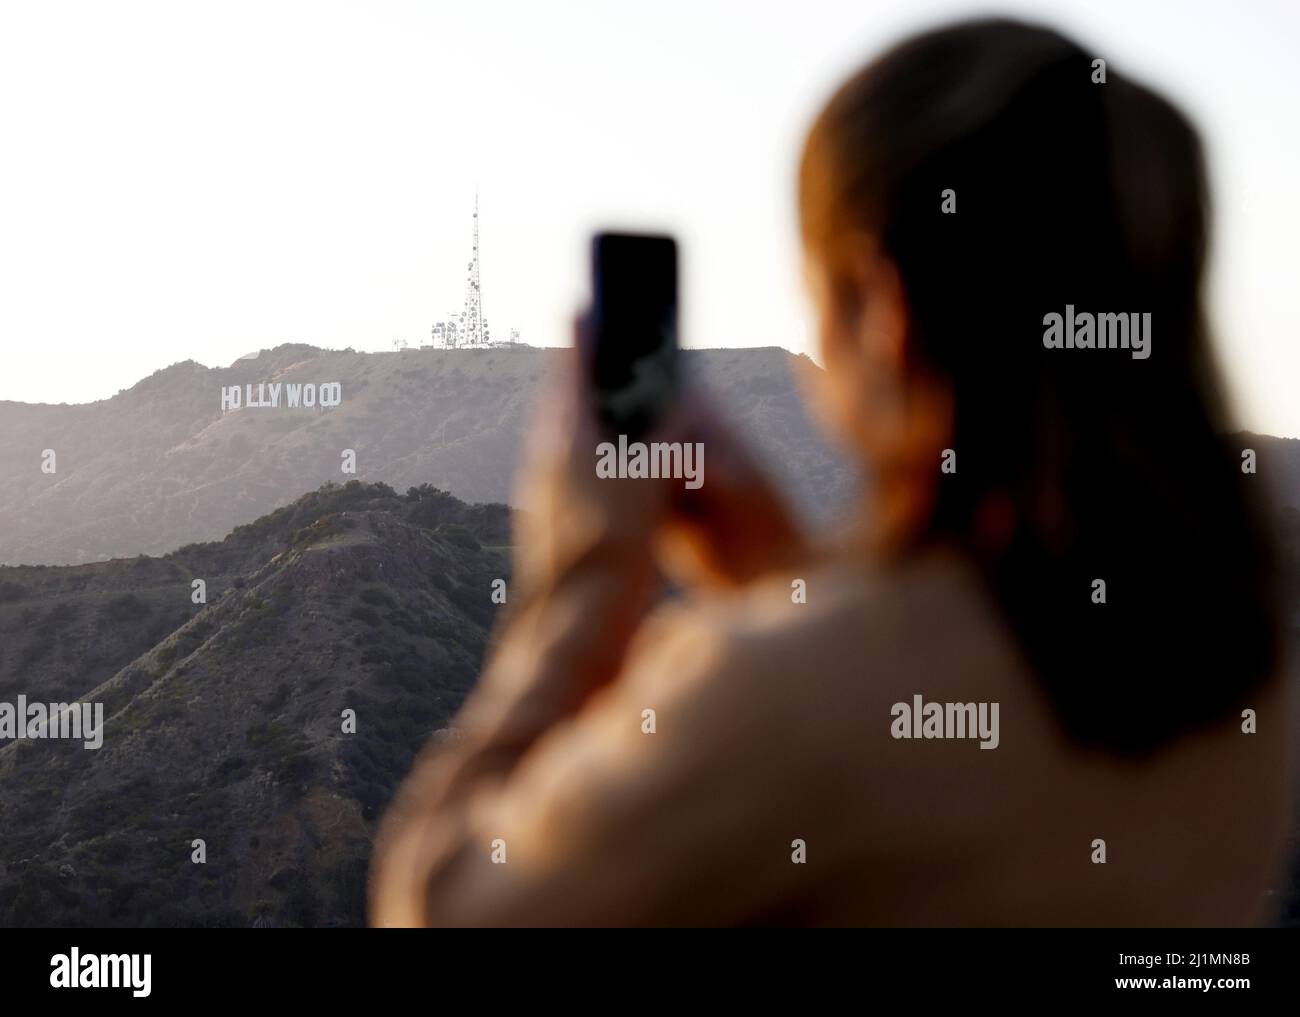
[0,928,1291,1005]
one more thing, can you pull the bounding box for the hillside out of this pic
[0,481,510,927]
[0,344,857,566]
[1,356,1298,928]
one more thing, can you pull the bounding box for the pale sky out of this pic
[0,0,1296,435]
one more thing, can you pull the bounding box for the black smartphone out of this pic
[581,232,679,439]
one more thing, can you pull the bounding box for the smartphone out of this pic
[581,232,679,439]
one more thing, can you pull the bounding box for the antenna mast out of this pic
[462,189,487,346]
[431,191,516,349]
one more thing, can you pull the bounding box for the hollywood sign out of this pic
[220,382,342,412]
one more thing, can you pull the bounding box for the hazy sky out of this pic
[1,0,1297,435]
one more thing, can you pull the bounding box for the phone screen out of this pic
[584,232,678,438]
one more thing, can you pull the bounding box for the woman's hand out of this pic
[658,395,811,589]
[464,352,681,736]
[467,345,811,738]
[510,351,674,601]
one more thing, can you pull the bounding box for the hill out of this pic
[0,344,856,566]
[1,356,1298,927]
[0,481,510,927]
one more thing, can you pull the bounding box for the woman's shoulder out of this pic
[660,547,1018,671]
[617,549,1293,924]
[626,546,1031,735]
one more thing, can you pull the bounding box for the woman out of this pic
[370,18,1293,926]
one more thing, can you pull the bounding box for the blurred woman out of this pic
[371,18,1293,926]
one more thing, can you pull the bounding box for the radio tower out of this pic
[461,191,488,346]
[431,191,518,349]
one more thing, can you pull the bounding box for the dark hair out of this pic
[799,18,1281,753]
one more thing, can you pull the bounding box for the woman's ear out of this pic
[844,241,909,380]
[829,240,914,445]
[810,238,909,383]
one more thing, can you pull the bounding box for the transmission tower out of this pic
[430,192,517,349]
[462,191,489,346]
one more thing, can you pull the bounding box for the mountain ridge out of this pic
[0,480,510,927]
[0,344,856,566]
